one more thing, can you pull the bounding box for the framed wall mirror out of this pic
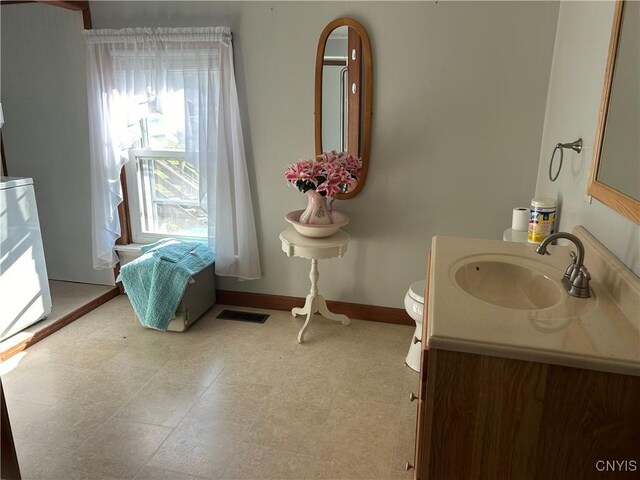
[587,0,639,224]
[315,18,372,200]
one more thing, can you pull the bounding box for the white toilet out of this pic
[404,279,426,372]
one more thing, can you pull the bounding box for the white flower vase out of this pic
[299,190,334,225]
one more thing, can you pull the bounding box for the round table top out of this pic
[279,227,350,259]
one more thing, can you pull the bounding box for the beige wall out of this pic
[534,1,640,276]
[3,1,559,307]
[1,4,114,285]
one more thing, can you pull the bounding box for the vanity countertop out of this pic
[427,227,640,376]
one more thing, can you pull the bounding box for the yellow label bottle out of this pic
[527,198,557,243]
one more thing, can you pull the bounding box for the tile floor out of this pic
[1,295,418,480]
[0,280,116,357]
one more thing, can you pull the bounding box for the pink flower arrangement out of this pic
[284,151,363,197]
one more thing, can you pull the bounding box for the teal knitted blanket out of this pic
[118,239,215,331]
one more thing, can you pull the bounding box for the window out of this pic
[125,94,208,243]
[86,27,261,278]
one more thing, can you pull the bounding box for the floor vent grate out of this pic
[216,309,269,324]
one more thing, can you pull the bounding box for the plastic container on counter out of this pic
[528,198,557,244]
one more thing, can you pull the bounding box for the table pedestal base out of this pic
[292,293,350,343]
[292,258,350,343]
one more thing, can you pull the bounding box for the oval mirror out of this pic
[315,18,372,200]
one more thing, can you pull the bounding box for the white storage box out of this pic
[167,262,216,332]
[115,244,216,332]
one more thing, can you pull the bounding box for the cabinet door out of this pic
[412,350,430,478]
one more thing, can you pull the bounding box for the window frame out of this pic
[124,148,208,245]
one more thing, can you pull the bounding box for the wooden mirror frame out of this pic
[587,0,639,224]
[315,18,372,200]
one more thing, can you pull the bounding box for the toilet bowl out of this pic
[404,279,426,372]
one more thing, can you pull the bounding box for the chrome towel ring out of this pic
[549,138,583,182]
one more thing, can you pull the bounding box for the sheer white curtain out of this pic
[84,27,261,279]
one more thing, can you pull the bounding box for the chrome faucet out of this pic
[535,232,591,298]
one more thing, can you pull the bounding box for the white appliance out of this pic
[0,177,52,340]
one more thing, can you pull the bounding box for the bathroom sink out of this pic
[428,231,640,377]
[454,258,563,310]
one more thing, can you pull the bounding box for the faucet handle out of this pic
[578,266,591,282]
[564,251,578,280]
[568,266,591,298]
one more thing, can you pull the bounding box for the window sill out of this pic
[114,243,146,253]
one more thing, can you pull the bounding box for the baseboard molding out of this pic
[1,288,410,361]
[216,290,412,326]
[0,287,120,362]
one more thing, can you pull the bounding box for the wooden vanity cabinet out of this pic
[410,229,640,478]
[412,335,640,479]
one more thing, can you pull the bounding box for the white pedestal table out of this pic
[279,227,351,343]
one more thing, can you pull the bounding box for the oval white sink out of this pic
[454,260,562,310]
